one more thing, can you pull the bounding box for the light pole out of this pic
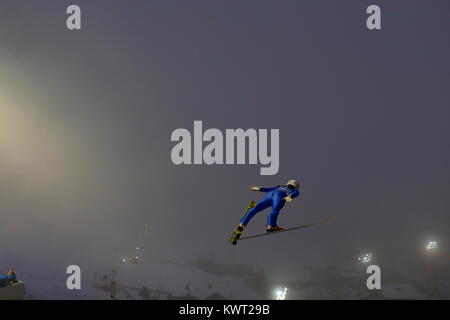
[110,269,117,300]
[424,240,438,298]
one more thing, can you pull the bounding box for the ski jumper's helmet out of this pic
[286,180,299,190]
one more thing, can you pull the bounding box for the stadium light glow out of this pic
[275,287,288,300]
[426,241,438,250]
[358,253,373,264]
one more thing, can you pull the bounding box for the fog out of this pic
[0,0,449,298]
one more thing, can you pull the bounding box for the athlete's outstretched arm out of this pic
[249,186,280,192]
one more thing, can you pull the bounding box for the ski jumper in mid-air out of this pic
[229,179,335,245]
[238,179,300,232]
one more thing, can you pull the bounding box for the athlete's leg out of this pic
[267,192,285,227]
[240,197,272,226]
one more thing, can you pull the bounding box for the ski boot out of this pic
[229,223,245,245]
[265,225,284,233]
[228,201,256,246]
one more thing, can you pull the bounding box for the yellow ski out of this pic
[228,201,256,245]
[239,216,336,241]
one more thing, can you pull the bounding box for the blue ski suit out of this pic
[240,186,299,227]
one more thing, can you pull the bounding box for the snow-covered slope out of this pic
[114,260,264,300]
[17,260,264,300]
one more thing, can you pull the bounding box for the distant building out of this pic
[167,294,196,300]
[205,293,228,300]
[361,284,427,300]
